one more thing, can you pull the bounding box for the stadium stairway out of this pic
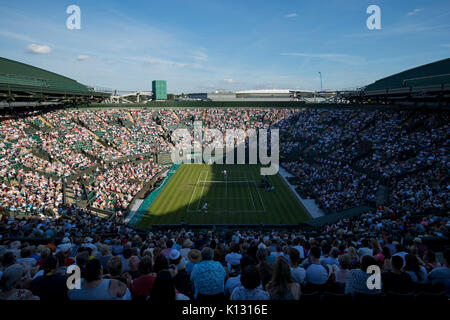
[38,115,54,128]
[278,166,325,219]
[64,180,77,206]
[126,111,135,124]
[376,184,389,205]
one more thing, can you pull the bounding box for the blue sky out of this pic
[0,0,449,93]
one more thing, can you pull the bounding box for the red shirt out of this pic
[132,275,156,297]
[65,257,75,266]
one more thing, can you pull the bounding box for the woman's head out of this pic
[348,247,357,258]
[267,256,294,298]
[106,256,123,277]
[138,255,153,275]
[153,254,169,273]
[270,256,293,285]
[201,247,214,261]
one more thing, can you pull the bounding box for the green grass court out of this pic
[137,164,310,228]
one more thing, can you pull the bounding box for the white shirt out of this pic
[225,252,242,266]
[306,264,329,285]
[290,266,306,284]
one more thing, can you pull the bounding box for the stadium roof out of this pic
[236,89,315,94]
[365,58,450,91]
[0,57,110,106]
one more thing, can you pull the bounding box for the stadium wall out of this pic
[84,100,306,109]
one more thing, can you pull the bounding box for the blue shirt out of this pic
[230,286,270,300]
[190,260,226,298]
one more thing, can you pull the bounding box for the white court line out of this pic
[186,209,264,213]
[225,171,227,198]
[251,171,266,212]
[246,172,257,212]
[196,170,209,210]
[187,170,202,212]
[206,197,253,200]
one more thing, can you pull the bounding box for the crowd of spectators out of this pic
[280,109,449,214]
[0,205,448,301]
[0,106,448,302]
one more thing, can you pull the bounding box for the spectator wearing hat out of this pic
[0,264,39,300]
[169,249,191,297]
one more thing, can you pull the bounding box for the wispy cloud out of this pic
[223,78,234,83]
[344,22,450,38]
[442,43,450,48]
[146,57,197,68]
[0,29,36,43]
[281,52,365,65]
[76,55,90,61]
[27,43,51,54]
[193,51,208,61]
[407,8,423,16]
[284,13,297,18]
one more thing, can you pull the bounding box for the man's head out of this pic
[288,248,300,266]
[240,265,261,290]
[391,255,404,272]
[201,247,214,261]
[84,259,103,282]
[310,246,322,262]
[360,255,377,272]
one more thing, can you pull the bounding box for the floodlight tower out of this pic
[318,72,323,91]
